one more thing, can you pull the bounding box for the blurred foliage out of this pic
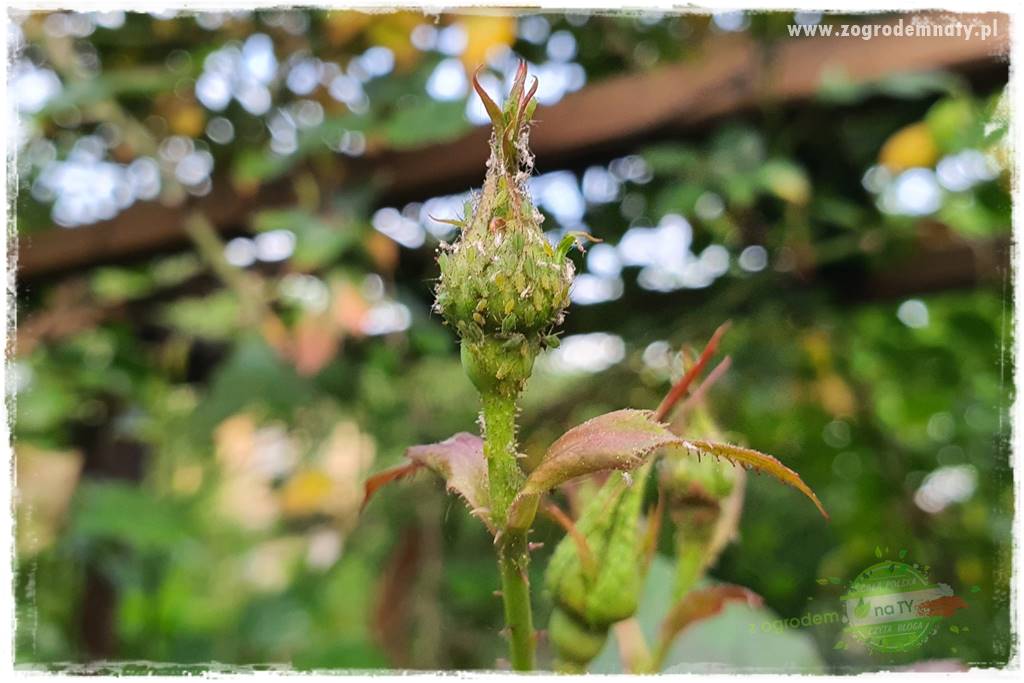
[11,8,1012,673]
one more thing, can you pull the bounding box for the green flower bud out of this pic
[661,403,739,511]
[545,466,651,668]
[434,63,574,393]
[660,406,744,599]
[547,606,609,671]
[661,447,738,504]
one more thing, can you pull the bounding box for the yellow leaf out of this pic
[879,122,938,172]
[460,14,517,71]
[280,470,334,518]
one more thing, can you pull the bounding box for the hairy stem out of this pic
[481,390,534,670]
[499,530,535,671]
[481,391,525,525]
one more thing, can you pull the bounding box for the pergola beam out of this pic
[16,12,1009,280]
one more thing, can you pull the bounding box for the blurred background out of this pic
[9,7,1013,673]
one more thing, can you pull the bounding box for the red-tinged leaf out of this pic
[672,356,732,427]
[507,409,680,529]
[472,66,503,130]
[680,440,829,520]
[506,60,528,117]
[363,433,493,531]
[521,76,538,117]
[407,432,490,522]
[529,409,679,493]
[659,584,763,649]
[363,461,423,511]
[654,322,731,421]
[521,96,538,129]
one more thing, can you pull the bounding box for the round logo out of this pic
[840,560,948,653]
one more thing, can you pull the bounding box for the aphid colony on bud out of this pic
[434,63,576,397]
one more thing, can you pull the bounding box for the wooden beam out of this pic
[17,11,1009,280]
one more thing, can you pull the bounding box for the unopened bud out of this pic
[548,606,608,671]
[660,408,744,599]
[545,466,651,667]
[434,63,574,395]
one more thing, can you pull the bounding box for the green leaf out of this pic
[555,231,600,260]
[161,290,242,341]
[381,98,470,150]
[232,114,371,186]
[72,481,191,552]
[252,209,360,270]
[193,335,314,437]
